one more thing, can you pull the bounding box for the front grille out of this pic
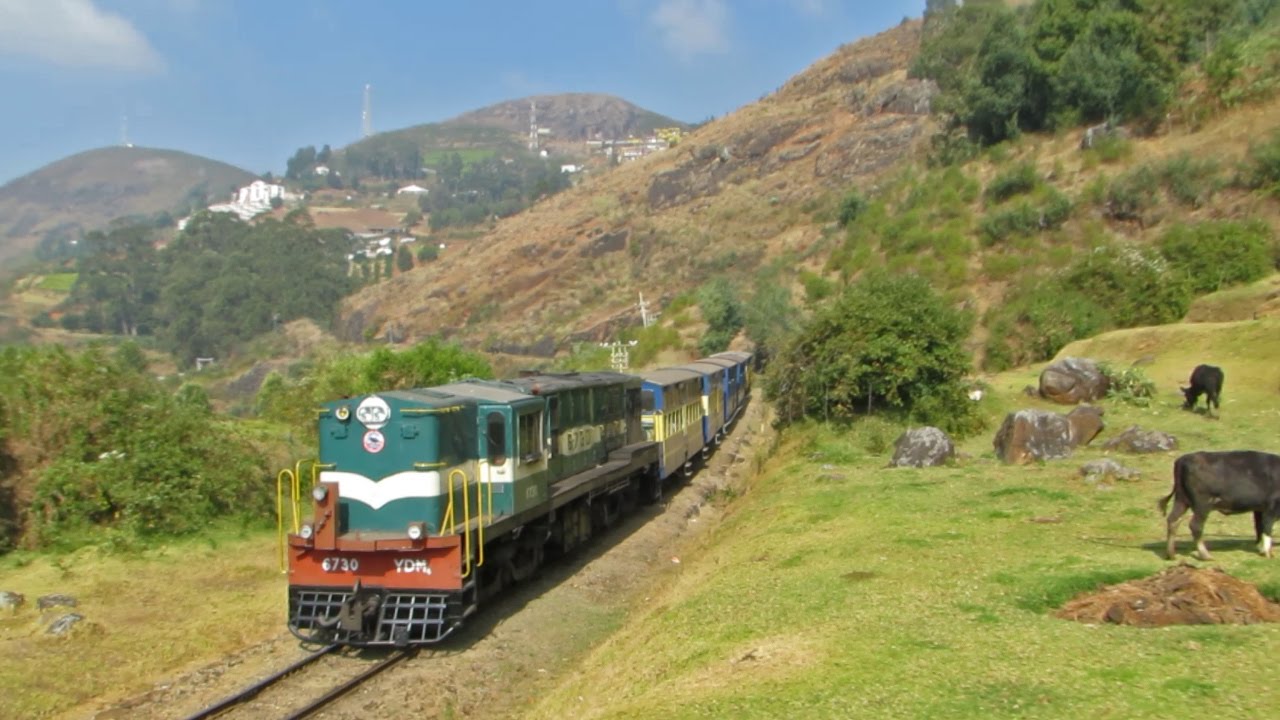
[289,587,462,645]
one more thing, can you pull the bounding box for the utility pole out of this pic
[600,340,638,371]
[638,292,659,328]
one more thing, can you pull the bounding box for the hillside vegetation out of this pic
[332,1,1280,377]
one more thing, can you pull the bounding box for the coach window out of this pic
[517,412,541,464]
[486,411,507,464]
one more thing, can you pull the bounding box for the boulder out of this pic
[1040,357,1110,404]
[0,591,24,613]
[36,594,77,610]
[1103,426,1179,454]
[1080,458,1141,483]
[45,613,84,636]
[1067,405,1106,445]
[993,409,1075,464]
[889,427,955,468]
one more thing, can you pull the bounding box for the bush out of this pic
[1098,362,1157,406]
[837,190,868,227]
[0,345,268,550]
[1240,128,1280,195]
[984,162,1039,205]
[766,272,977,434]
[1104,166,1159,221]
[1157,153,1222,207]
[1158,220,1276,294]
[1064,243,1192,327]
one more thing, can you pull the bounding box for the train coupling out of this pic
[333,580,383,637]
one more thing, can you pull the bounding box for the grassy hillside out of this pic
[334,14,1280,371]
[0,147,255,267]
[526,313,1280,719]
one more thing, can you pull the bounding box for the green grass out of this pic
[527,318,1280,720]
[0,525,283,718]
[35,273,76,292]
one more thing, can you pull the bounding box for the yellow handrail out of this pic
[275,468,295,573]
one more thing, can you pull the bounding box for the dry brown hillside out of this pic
[338,20,936,355]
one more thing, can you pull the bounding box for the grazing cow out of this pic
[1158,450,1280,560]
[1181,364,1224,415]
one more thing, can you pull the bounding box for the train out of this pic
[278,350,753,646]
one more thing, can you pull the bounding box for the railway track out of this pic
[180,644,413,720]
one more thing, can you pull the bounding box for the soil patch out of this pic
[1056,564,1280,626]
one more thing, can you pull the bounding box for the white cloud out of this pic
[0,0,163,72]
[651,0,730,61]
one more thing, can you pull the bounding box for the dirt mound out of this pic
[1056,565,1280,626]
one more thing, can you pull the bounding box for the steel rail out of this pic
[280,649,414,720]
[180,644,338,720]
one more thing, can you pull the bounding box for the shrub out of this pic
[985,162,1040,205]
[766,272,977,434]
[1157,153,1222,208]
[1098,362,1157,406]
[1158,220,1276,293]
[1104,166,1159,221]
[837,190,868,227]
[1064,243,1192,327]
[1240,128,1280,195]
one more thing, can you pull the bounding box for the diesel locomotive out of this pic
[280,351,752,646]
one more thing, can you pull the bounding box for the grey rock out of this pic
[993,409,1075,464]
[36,594,78,610]
[1040,357,1110,404]
[889,427,956,468]
[1080,458,1141,483]
[0,591,24,612]
[46,613,84,636]
[1103,426,1179,454]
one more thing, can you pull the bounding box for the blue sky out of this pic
[0,0,926,184]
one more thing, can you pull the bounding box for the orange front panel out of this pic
[289,537,464,591]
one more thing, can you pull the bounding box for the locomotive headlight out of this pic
[299,523,315,540]
[335,405,351,422]
[312,485,328,503]
[407,522,426,541]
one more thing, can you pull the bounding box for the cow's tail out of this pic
[1158,455,1188,516]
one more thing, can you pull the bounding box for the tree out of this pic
[696,277,743,355]
[766,272,976,433]
[71,224,160,335]
[396,244,414,273]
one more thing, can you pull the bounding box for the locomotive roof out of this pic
[711,351,752,363]
[501,371,640,395]
[430,380,537,404]
[639,367,704,386]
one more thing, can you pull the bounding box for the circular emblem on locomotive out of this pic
[362,430,386,454]
[355,395,391,429]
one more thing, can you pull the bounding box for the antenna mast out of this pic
[362,84,373,138]
[528,100,538,151]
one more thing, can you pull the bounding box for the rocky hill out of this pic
[337,21,937,353]
[0,147,256,267]
[336,93,687,170]
[445,92,690,143]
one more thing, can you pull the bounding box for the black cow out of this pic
[1159,450,1280,560]
[1181,364,1224,415]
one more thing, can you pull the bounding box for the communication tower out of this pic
[362,84,373,138]
[528,100,538,151]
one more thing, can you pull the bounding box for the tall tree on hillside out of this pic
[71,224,160,335]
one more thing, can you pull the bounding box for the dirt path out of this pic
[92,396,772,720]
